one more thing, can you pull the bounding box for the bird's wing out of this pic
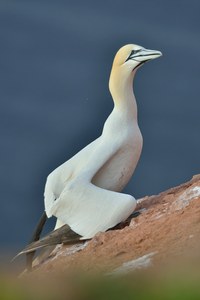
[50,182,136,239]
[44,135,136,238]
[44,137,101,217]
[47,137,136,238]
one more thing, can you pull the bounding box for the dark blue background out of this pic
[0,0,199,251]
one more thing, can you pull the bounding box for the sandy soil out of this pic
[28,174,200,276]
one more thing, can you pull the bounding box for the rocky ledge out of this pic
[29,175,200,276]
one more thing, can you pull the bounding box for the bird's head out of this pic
[109,43,162,101]
[112,44,162,72]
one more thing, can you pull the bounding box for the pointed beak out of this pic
[130,48,162,62]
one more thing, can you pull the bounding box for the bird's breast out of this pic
[92,124,143,192]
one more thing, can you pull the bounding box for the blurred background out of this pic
[0,0,199,252]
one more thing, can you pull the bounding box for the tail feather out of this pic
[12,224,81,261]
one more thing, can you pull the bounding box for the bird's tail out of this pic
[12,224,82,261]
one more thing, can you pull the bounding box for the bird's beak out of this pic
[130,48,162,62]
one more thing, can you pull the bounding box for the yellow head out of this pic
[112,43,162,70]
[109,44,162,103]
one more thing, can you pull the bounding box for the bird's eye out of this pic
[131,49,141,56]
[125,49,141,62]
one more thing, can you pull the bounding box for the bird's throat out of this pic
[109,67,138,119]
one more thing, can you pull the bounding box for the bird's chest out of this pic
[92,125,143,192]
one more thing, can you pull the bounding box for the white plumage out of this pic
[44,44,162,239]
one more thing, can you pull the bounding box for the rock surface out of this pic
[30,175,200,276]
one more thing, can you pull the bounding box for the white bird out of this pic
[16,44,162,265]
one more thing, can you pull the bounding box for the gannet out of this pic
[16,44,162,263]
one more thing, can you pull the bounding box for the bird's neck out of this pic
[109,66,138,120]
